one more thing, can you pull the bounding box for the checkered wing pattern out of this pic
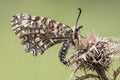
[11,13,73,56]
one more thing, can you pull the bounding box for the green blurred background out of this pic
[0,0,120,80]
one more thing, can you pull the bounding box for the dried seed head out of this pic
[68,33,120,71]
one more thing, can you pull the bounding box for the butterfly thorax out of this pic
[70,26,82,47]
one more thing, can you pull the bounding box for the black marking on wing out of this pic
[11,13,73,56]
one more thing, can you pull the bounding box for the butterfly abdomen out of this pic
[59,40,70,65]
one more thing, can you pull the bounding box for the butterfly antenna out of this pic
[76,8,82,27]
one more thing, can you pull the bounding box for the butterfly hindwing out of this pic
[11,13,73,56]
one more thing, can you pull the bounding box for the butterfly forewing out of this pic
[11,13,73,56]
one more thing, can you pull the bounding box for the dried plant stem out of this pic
[113,65,120,80]
[75,74,99,80]
[95,66,109,80]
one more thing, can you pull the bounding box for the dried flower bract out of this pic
[67,33,120,80]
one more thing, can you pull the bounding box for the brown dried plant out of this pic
[66,33,120,80]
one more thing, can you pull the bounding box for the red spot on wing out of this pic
[49,21,54,28]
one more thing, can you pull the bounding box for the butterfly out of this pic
[11,8,82,65]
